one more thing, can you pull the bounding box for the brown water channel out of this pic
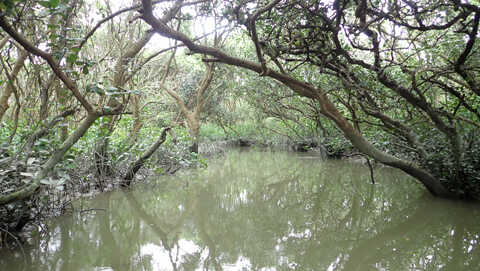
[1,149,479,270]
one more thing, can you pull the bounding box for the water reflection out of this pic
[1,150,479,270]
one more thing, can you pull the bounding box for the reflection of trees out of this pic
[1,191,153,270]
[191,188,222,271]
[124,190,185,271]
[94,193,132,270]
[172,151,480,270]
[343,197,453,270]
[364,199,479,270]
[1,150,479,270]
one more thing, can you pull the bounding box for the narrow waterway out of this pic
[1,149,479,270]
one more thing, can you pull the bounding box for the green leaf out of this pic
[38,1,51,8]
[49,33,58,41]
[82,66,89,75]
[66,53,78,64]
[50,0,60,8]
[47,23,57,30]
[39,0,59,8]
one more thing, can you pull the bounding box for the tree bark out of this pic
[94,31,154,175]
[0,49,28,122]
[0,36,8,50]
[161,62,215,154]
[128,95,143,144]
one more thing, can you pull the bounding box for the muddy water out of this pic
[1,149,479,270]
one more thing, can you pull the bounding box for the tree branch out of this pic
[248,0,281,75]
[0,16,94,113]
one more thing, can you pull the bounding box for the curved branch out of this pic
[0,16,94,113]
[77,0,182,51]
[369,8,468,31]
[248,0,280,75]
[454,11,480,96]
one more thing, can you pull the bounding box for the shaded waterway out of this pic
[1,149,479,270]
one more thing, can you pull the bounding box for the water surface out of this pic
[1,149,479,270]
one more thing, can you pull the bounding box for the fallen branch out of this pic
[122,127,171,184]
